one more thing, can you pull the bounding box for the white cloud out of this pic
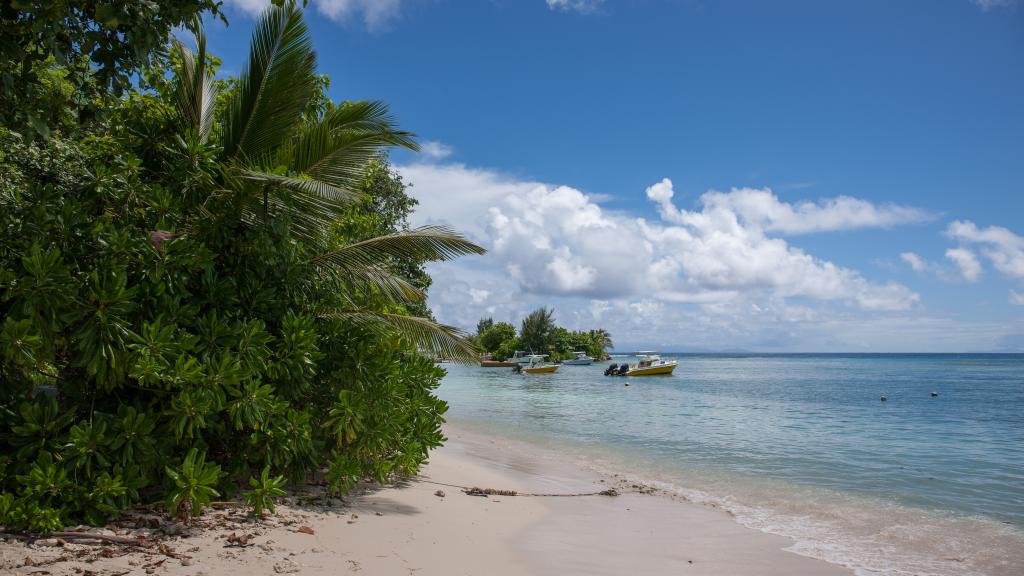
[900,252,927,272]
[947,220,1024,279]
[1010,290,1024,306]
[648,180,930,235]
[222,0,402,28]
[222,0,268,15]
[945,248,982,282]
[316,0,401,28]
[401,165,920,317]
[546,0,604,14]
[420,141,454,161]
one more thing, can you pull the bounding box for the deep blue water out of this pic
[437,354,1024,576]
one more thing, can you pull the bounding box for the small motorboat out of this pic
[605,353,677,376]
[625,353,677,376]
[561,351,594,365]
[513,357,559,374]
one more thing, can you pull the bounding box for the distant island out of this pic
[472,307,613,361]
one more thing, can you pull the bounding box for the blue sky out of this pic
[211,0,1024,351]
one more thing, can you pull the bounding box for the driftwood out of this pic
[419,480,620,498]
[1,531,152,547]
[48,531,151,546]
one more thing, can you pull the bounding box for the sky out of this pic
[209,0,1024,352]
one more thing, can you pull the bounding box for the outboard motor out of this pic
[604,363,618,376]
[617,364,629,375]
[512,364,522,374]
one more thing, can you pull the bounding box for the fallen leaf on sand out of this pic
[225,532,254,547]
[297,526,315,535]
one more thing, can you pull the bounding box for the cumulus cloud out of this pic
[420,141,454,161]
[947,220,1024,279]
[900,252,927,272]
[401,165,920,315]
[647,179,930,235]
[1010,290,1024,306]
[546,0,604,14]
[945,248,982,282]
[222,0,402,28]
[222,0,268,15]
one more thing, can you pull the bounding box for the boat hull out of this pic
[626,363,677,376]
[522,365,559,374]
[481,360,517,367]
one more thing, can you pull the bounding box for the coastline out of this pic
[1,423,852,576]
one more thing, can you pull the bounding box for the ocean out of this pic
[436,354,1024,576]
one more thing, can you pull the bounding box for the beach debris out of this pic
[375,511,384,516]
[880,395,888,401]
[434,490,446,498]
[224,532,255,547]
[296,526,315,535]
[464,487,517,497]
[347,514,358,524]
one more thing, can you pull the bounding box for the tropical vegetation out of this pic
[476,308,613,361]
[0,1,482,532]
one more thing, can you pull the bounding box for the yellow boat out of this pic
[625,353,677,376]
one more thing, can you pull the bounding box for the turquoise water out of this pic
[437,354,1024,576]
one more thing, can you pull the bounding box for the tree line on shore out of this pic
[473,307,613,361]
[0,1,480,532]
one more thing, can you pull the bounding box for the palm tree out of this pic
[589,329,614,352]
[171,2,483,360]
[520,307,556,353]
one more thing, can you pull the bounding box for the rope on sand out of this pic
[419,479,619,498]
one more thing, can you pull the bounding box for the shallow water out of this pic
[437,354,1024,576]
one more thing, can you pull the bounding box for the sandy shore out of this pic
[0,425,852,576]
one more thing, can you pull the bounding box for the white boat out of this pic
[506,351,548,365]
[561,351,594,365]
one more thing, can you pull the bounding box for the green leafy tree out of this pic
[0,0,223,136]
[520,307,556,353]
[479,322,516,354]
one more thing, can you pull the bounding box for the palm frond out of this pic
[282,101,417,190]
[310,226,485,270]
[172,21,219,144]
[222,1,316,162]
[236,168,364,247]
[238,169,362,207]
[314,264,426,304]
[322,310,479,363]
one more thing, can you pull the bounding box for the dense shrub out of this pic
[0,2,479,531]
